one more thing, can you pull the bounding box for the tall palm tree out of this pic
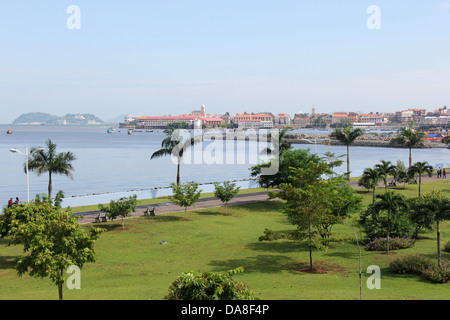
[330,126,364,179]
[151,127,201,185]
[415,192,450,267]
[390,122,425,168]
[359,167,381,204]
[27,139,76,200]
[372,191,407,253]
[375,160,396,190]
[408,161,433,197]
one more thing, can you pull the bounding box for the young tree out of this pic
[169,181,202,220]
[268,161,332,270]
[151,127,201,185]
[213,181,240,215]
[0,201,104,300]
[408,161,433,197]
[329,126,364,179]
[27,139,76,200]
[390,121,425,168]
[98,194,137,229]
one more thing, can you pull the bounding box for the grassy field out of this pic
[0,179,449,300]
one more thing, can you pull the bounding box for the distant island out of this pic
[12,112,105,125]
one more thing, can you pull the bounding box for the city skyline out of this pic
[1,1,449,124]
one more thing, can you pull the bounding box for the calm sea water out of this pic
[1,125,448,208]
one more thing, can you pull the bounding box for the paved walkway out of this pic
[77,175,448,225]
[76,191,272,225]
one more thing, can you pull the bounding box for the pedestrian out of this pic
[7,198,13,208]
[437,168,441,178]
[444,168,447,179]
[14,197,19,205]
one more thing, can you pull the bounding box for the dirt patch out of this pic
[292,260,349,274]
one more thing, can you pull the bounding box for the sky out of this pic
[1,0,449,123]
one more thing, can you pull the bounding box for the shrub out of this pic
[390,254,450,283]
[444,240,450,253]
[365,237,415,251]
[359,208,414,240]
[165,267,259,300]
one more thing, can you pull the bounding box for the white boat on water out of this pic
[128,129,134,135]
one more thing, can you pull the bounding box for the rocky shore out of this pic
[284,133,449,149]
[201,131,449,149]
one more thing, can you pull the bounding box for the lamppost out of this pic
[9,146,44,202]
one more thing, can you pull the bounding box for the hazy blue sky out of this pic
[1,1,449,123]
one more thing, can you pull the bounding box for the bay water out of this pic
[1,125,448,208]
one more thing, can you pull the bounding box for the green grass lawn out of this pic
[0,180,449,300]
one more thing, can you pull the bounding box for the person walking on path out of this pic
[443,168,447,179]
[7,198,13,208]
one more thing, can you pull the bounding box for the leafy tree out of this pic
[151,128,201,185]
[390,122,425,167]
[329,126,364,179]
[0,201,104,300]
[98,194,137,229]
[27,139,76,200]
[392,160,414,187]
[169,181,202,220]
[375,160,396,190]
[412,192,450,267]
[370,191,408,253]
[408,161,433,197]
[213,181,240,215]
[267,161,333,270]
[250,148,320,188]
[358,168,381,204]
[318,177,362,245]
[165,267,258,300]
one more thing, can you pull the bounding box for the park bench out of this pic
[95,213,108,223]
[144,207,156,217]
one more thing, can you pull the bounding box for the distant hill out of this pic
[13,112,104,125]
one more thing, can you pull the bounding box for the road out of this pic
[76,174,447,225]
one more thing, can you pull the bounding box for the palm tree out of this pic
[151,127,201,185]
[359,167,381,204]
[27,139,76,200]
[374,160,396,190]
[262,127,293,156]
[415,192,450,267]
[408,161,433,197]
[330,126,364,179]
[372,191,407,253]
[390,122,425,168]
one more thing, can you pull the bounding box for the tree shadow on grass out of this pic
[208,254,295,274]
[0,255,20,270]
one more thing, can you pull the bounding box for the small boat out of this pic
[6,129,12,134]
[107,128,115,134]
[128,129,134,135]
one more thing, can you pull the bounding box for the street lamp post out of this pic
[10,146,44,202]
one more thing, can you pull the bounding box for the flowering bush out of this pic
[365,237,415,251]
[390,254,450,283]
